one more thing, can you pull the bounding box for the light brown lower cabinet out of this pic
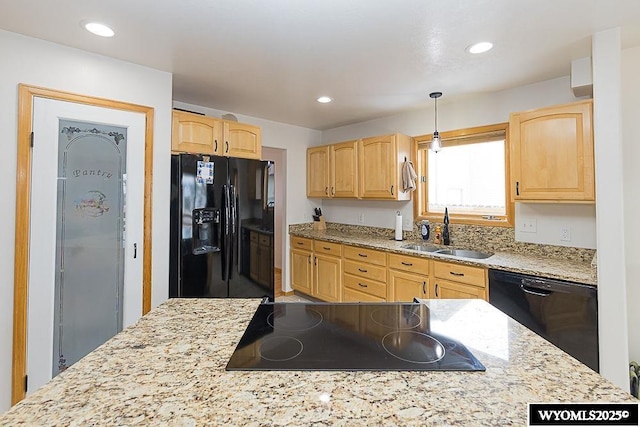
[431,260,488,300]
[314,252,342,302]
[389,270,428,301]
[342,245,388,302]
[290,237,313,295]
[387,253,429,301]
[432,278,487,299]
[290,238,488,302]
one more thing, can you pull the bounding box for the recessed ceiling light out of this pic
[83,22,115,38]
[467,42,493,54]
[317,96,332,104]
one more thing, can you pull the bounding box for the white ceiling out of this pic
[1,0,640,130]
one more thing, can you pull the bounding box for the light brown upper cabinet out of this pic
[223,121,261,160]
[509,100,594,202]
[172,110,261,160]
[307,141,358,198]
[359,134,411,200]
[172,110,222,155]
[307,145,330,197]
[331,140,358,198]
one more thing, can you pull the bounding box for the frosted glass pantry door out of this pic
[26,97,145,395]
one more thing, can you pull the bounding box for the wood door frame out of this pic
[11,84,154,405]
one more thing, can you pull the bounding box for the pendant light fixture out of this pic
[429,91,443,153]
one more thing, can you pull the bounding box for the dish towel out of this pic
[402,159,418,192]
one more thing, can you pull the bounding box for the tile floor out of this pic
[276,294,313,303]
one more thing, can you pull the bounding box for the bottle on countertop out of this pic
[443,207,450,246]
[433,225,442,244]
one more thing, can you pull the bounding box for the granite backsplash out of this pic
[290,222,596,264]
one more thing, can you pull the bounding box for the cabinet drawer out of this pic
[343,287,385,303]
[291,236,312,251]
[388,253,429,274]
[343,245,387,266]
[343,260,387,283]
[259,234,271,246]
[250,231,259,243]
[343,274,387,299]
[313,240,342,256]
[433,261,486,288]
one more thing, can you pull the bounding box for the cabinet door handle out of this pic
[214,139,218,152]
[358,283,368,288]
[391,185,394,195]
[516,181,519,196]
[358,268,367,273]
[225,141,229,153]
[450,271,464,277]
[422,281,426,295]
[435,283,439,297]
[401,262,413,266]
[325,187,328,195]
[331,186,335,196]
[358,253,368,258]
[133,243,137,259]
[308,255,311,263]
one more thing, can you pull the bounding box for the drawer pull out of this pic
[401,262,413,266]
[297,242,304,245]
[358,268,367,273]
[450,271,465,277]
[358,253,368,258]
[358,283,368,288]
[323,246,331,250]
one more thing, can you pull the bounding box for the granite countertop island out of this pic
[290,227,597,285]
[1,298,634,426]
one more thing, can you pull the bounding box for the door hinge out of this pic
[30,132,34,147]
[24,374,28,393]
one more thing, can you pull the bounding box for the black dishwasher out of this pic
[488,269,598,372]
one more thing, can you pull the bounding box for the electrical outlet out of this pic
[358,213,365,223]
[520,218,537,233]
[560,227,571,242]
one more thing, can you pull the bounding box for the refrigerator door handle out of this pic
[222,184,231,281]
[227,184,237,281]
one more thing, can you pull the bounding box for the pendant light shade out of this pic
[429,91,443,153]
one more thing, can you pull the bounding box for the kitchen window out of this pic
[413,123,514,226]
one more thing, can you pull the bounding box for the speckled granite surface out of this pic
[291,223,597,285]
[1,298,633,426]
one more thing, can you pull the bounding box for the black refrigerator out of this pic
[170,153,274,300]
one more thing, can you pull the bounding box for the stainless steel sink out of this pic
[401,243,441,252]
[435,249,493,259]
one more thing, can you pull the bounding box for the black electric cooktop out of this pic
[226,302,485,371]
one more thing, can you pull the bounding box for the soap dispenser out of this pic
[442,207,450,246]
